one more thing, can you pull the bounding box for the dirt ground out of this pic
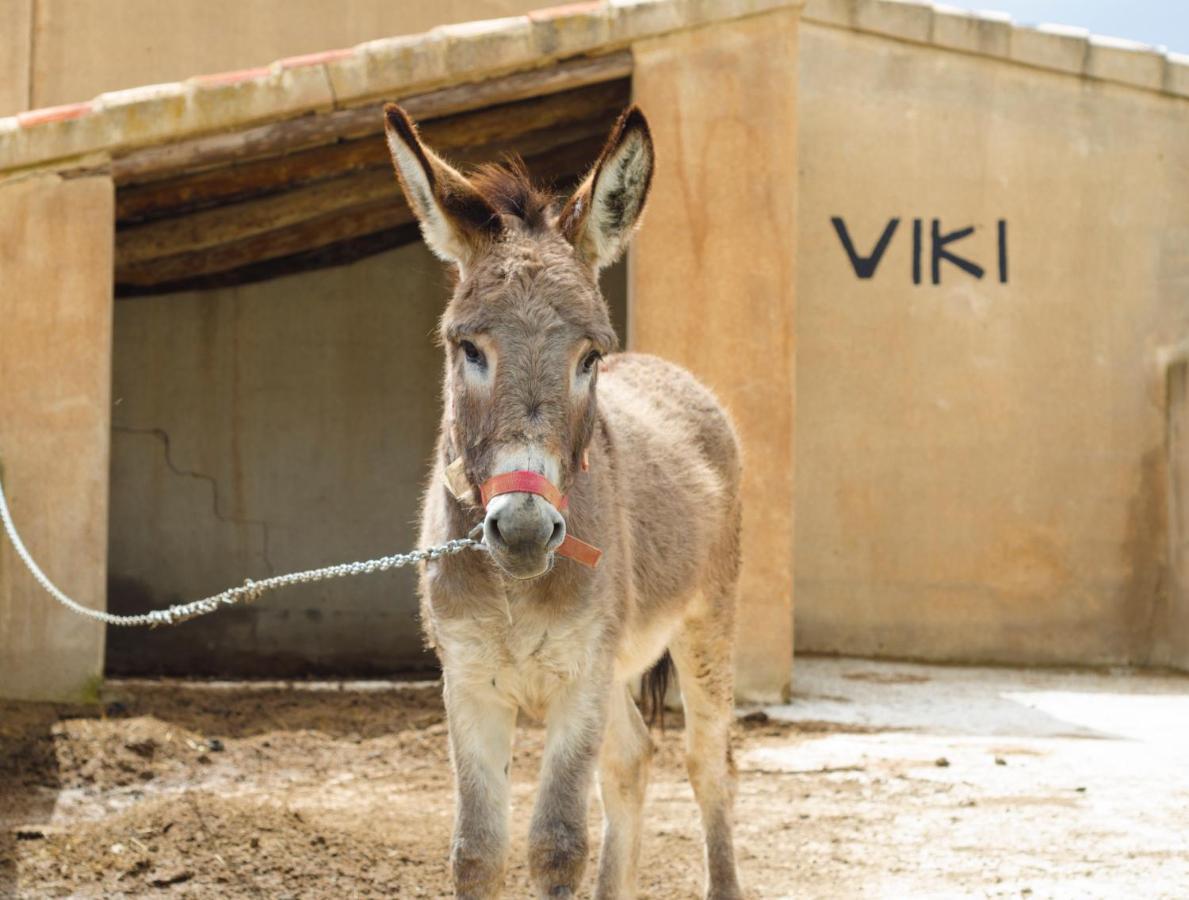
[3,657,1188,899]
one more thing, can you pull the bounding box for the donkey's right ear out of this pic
[559,106,654,270]
[383,104,499,271]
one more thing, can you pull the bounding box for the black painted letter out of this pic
[912,219,923,285]
[831,217,899,279]
[998,219,1008,283]
[931,220,985,284]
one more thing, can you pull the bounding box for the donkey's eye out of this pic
[460,340,485,367]
[581,350,602,374]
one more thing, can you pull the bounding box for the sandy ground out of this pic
[2,657,1188,899]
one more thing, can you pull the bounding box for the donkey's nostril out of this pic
[545,515,566,553]
[484,495,565,558]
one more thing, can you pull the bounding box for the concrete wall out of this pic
[0,1,31,115]
[0,174,113,701]
[3,0,547,116]
[107,247,442,676]
[795,21,1189,667]
[632,9,799,702]
[107,248,628,677]
[1165,360,1189,670]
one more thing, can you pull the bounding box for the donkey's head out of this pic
[384,103,654,579]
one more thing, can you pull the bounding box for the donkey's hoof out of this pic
[706,889,746,900]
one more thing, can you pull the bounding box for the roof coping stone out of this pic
[802,0,1189,99]
[0,0,802,175]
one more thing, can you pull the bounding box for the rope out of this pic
[0,470,482,628]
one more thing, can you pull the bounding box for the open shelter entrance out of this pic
[104,60,631,676]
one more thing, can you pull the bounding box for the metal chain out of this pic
[0,472,482,628]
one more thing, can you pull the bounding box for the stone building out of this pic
[1,0,1185,701]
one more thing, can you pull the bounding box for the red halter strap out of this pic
[480,471,568,511]
[477,469,602,569]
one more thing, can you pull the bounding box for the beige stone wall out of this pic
[1165,360,1189,669]
[105,249,628,676]
[105,246,443,675]
[795,22,1189,667]
[2,0,546,116]
[632,9,799,702]
[0,1,31,116]
[0,174,113,701]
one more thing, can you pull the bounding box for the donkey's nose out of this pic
[485,494,566,558]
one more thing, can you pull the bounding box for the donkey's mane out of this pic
[469,157,556,231]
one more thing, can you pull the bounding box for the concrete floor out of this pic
[751,656,1189,898]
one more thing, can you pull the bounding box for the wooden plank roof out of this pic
[113,57,630,294]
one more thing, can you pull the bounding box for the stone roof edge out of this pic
[0,0,805,176]
[802,0,1189,98]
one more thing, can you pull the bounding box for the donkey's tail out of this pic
[639,650,675,729]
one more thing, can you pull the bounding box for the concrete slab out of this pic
[762,655,1189,739]
[745,657,1189,896]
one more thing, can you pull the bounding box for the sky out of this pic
[939,1,1189,55]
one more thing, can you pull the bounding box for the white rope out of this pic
[0,471,482,628]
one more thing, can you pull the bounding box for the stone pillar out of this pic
[0,174,114,701]
[1166,359,1189,671]
[629,8,800,703]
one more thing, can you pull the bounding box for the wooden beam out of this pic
[115,135,604,294]
[116,113,615,268]
[119,168,398,265]
[110,51,632,186]
[116,198,413,288]
[116,134,390,225]
[116,78,629,225]
[116,225,423,298]
[115,82,629,278]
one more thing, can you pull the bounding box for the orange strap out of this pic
[556,534,603,568]
[480,470,568,511]
[477,469,602,568]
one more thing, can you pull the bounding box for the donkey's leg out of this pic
[529,679,609,898]
[444,673,518,899]
[594,684,654,899]
[670,615,743,900]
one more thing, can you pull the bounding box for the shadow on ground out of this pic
[0,701,74,896]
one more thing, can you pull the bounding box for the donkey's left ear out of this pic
[383,103,499,272]
[560,106,654,270]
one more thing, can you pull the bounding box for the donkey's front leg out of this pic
[444,673,518,899]
[529,680,608,898]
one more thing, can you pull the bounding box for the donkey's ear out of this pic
[560,106,654,270]
[383,104,499,271]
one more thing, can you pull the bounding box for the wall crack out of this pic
[113,425,276,575]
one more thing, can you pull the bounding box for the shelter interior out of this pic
[105,56,631,676]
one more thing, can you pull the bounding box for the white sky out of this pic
[939,1,1189,55]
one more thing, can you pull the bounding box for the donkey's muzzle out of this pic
[483,493,566,578]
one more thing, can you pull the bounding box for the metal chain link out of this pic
[0,472,482,628]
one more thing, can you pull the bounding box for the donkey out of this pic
[383,102,745,899]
